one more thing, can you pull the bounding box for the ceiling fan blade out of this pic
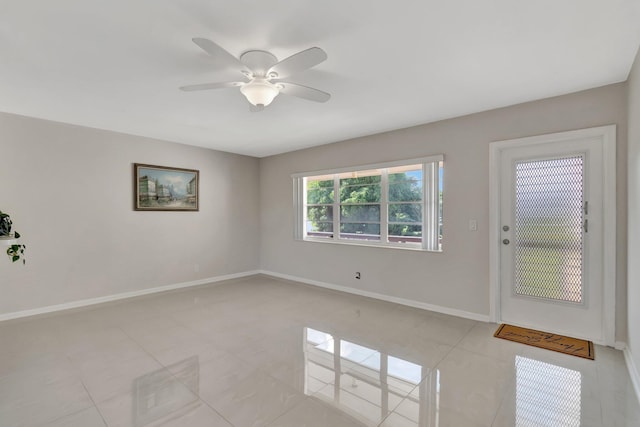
[268,47,327,78]
[179,81,242,91]
[192,38,248,72]
[276,82,331,103]
[249,104,265,113]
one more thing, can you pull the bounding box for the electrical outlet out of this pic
[355,272,361,279]
[469,220,478,231]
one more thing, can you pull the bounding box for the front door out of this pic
[497,130,611,343]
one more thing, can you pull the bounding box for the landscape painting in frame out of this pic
[134,163,199,211]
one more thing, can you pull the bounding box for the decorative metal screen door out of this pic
[499,136,605,342]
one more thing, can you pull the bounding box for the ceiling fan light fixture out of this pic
[240,80,279,107]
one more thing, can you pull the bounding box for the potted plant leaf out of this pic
[0,210,26,264]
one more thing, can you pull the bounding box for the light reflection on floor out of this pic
[304,327,439,426]
[303,329,593,426]
[514,356,581,427]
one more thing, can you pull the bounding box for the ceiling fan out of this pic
[180,38,330,111]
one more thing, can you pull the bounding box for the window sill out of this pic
[299,237,443,253]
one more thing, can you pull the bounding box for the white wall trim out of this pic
[260,270,491,322]
[601,124,617,348]
[0,270,260,322]
[290,154,444,178]
[489,125,617,345]
[624,346,640,406]
[489,136,501,323]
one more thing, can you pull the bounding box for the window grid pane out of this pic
[307,205,333,221]
[306,221,333,238]
[340,185,381,203]
[307,188,334,204]
[388,166,423,203]
[340,205,380,222]
[388,224,422,243]
[388,203,422,223]
[340,222,381,241]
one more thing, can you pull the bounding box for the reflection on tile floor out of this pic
[0,275,638,426]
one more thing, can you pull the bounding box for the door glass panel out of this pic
[514,156,584,303]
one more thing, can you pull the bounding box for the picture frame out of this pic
[134,163,199,211]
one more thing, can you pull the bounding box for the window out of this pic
[293,156,443,251]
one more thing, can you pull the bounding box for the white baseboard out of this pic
[259,270,491,322]
[1,269,490,323]
[623,346,640,406]
[0,270,260,322]
[615,341,627,351]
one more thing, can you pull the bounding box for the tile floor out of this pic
[0,275,639,426]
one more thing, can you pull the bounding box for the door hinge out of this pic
[583,219,588,233]
[584,201,589,215]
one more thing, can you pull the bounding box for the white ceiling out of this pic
[1,1,639,157]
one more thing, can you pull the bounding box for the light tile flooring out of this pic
[1,275,639,426]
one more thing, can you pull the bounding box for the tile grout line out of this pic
[62,349,110,427]
[452,321,516,426]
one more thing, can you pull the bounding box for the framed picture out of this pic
[134,163,199,211]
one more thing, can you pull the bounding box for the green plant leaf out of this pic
[12,255,19,262]
[14,231,20,238]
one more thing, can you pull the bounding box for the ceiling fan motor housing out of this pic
[239,50,278,77]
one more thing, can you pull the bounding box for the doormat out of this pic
[494,324,594,360]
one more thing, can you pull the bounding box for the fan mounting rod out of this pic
[240,50,278,77]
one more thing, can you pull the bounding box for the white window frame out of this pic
[293,155,443,251]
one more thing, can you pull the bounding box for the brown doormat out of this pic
[494,324,594,360]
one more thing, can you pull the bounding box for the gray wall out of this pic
[260,83,628,340]
[627,47,640,376]
[0,112,260,315]
[0,82,631,346]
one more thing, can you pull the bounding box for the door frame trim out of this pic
[489,125,617,345]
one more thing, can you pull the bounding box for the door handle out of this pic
[503,239,510,245]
